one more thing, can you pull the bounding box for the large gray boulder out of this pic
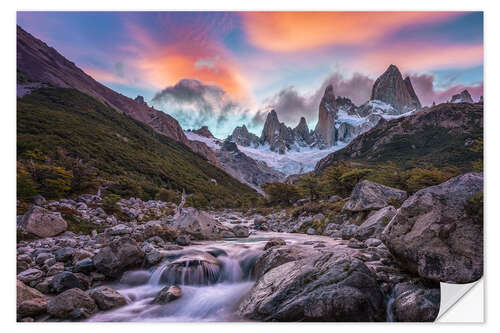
[239,252,385,321]
[253,245,313,280]
[47,288,97,319]
[343,181,407,212]
[18,205,67,238]
[355,206,397,241]
[93,237,145,278]
[170,208,229,240]
[382,173,483,283]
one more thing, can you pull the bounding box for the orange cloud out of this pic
[123,22,250,100]
[351,42,483,74]
[242,12,461,52]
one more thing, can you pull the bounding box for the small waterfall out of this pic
[385,290,396,322]
[89,239,268,322]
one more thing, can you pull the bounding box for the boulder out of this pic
[253,245,314,280]
[73,258,95,274]
[18,206,67,238]
[232,225,249,238]
[51,272,86,294]
[391,283,440,322]
[381,173,483,283]
[175,235,191,246]
[239,252,385,321]
[263,238,287,251]
[143,220,178,241]
[343,181,407,212]
[17,297,48,318]
[171,208,229,240]
[152,285,182,304]
[17,280,45,305]
[47,288,97,319]
[355,206,396,241]
[93,237,145,278]
[54,247,75,262]
[17,268,43,284]
[89,286,128,310]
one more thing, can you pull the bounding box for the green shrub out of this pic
[102,194,122,215]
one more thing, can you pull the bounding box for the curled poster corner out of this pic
[436,279,484,322]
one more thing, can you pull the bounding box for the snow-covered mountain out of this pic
[226,65,423,167]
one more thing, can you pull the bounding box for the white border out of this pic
[2,1,497,332]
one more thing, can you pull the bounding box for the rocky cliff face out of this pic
[191,126,215,139]
[134,95,147,106]
[260,110,295,154]
[16,25,226,166]
[293,117,313,145]
[314,85,338,146]
[370,65,421,113]
[215,140,284,193]
[17,26,190,146]
[451,89,474,103]
[228,125,260,147]
[315,102,483,172]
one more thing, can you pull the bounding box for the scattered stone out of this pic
[89,286,128,310]
[51,272,86,294]
[17,297,48,317]
[17,268,43,284]
[175,235,191,246]
[47,288,97,319]
[263,238,286,251]
[93,237,145,278]
[232,225,249,238]
[152,285,182,304]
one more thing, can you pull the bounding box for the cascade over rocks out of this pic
[381,172,483,283]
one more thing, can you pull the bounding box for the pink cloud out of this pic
[409,73,483,105]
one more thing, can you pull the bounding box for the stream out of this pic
[87,232,395,322]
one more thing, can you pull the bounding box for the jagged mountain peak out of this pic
[371,64,420,113]
[192,125,215,138]
[451,89,474,103]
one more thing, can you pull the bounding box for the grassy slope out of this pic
[316,103,483,172]
[17,87,258,205]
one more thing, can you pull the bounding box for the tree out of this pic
[262,182,301,207]
[298,176,320,202]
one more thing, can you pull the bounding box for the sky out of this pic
[17,11,483,138]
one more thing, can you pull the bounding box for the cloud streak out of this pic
[151,79,249,137]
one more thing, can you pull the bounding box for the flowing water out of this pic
[87,232,392,322]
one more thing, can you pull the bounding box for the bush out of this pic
[102,194,122,215]
[262,182,301,207]
[155,188,180,204]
